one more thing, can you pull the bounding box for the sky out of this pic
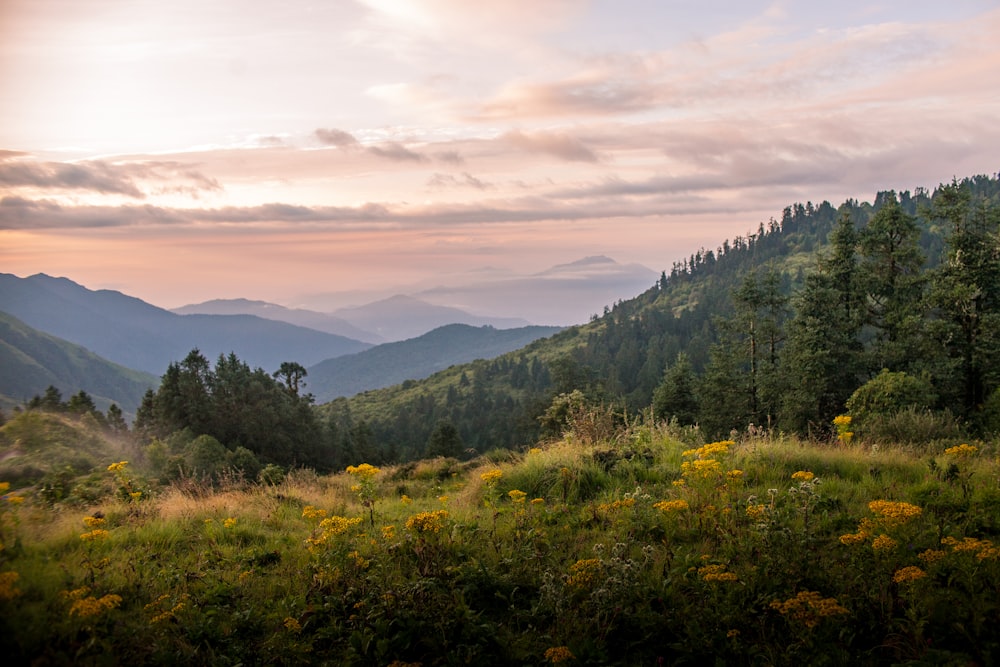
[1,0,999,314]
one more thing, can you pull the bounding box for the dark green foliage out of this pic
[846,369,936,428]
[425,418,463,458]
[137,350,328,471]
[652,353,698,425]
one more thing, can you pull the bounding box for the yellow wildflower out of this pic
[746,504,768,521]
[545,646,576,663]
[66,589,123,618]
[106,461,129,473]
[791,471,815,482]
[302,505,328,520]
[531,498,545,506]
[80,529,109,541]
[839,532,867,545]
[400,494,412,505]
[5,494,24,505]
[872,534,897,552]
[654,499,689,513]
[698,564,738,582]
[480,469,503,485]
[833,415,852,427]
[918,549,946,564]
[893,566,927,584]
[405,510,449,534]
[223,517,237,528]
[944,443,978,458]
[82,516,105,528]
[283,616,302,632]
[346,463,380,479]
[0,482,8,494]
[868,500,922,528]
[566,558,602,590]
[770,590,848,628]
[508,489,527,504]
[437,495,449,504]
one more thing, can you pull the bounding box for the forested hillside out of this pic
[319,176,1000,463]
[0,311,157,414]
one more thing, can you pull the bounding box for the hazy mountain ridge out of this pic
[0,310,157,414]
[0,273,372,376]
[305,323,563,402]
[171,298,385,344]
[329,295,532,342]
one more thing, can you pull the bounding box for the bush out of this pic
[847,369,936,432]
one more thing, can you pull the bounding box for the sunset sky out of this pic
[2,0,999,314]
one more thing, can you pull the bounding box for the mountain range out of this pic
[0,272,371,376]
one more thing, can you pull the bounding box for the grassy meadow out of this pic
[2,418,1000,665]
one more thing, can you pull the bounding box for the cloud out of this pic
[367,141,429,163]
[0,157,145,198]
[314,128,361,148]
[427,172,493,190]
[434,150,464,165]
[0,154,222,199]
[502,130,600,163]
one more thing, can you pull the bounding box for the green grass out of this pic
[2,428,1000,665]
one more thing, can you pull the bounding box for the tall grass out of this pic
[1,428,999,665]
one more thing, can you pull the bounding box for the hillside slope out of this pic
[0,311,157,414]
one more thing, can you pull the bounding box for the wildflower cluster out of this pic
[145,592,189,624]
[565,558,603,590]
[653,499,689,513]
[941,536,999,560]
[405,510,449,534]
[840,500,923,549]
[301,505,328,520]
[680,440,733,482]
[597,497,635,513]
[770,590,848,628]
[480,468,503,486]
[545,646,576,663]
[791,470,815,482]
[508,489,527,504]
[892,566,927,584]
[64,586,123,619]
[107,460,143,503]
[347,463,381,525]
[833,415,853,445]
[868,500,922,528]
[306,515,363,552]
[944,443,978,458]
[697,563,738,583]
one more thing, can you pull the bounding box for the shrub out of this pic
[846,369,936,433]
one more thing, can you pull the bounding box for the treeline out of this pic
[334,175,1000,462]
[14,385,129,433]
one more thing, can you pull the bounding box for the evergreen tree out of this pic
[859,194,926,371]
[928,180,1000,423]
[652,352,698,425]
[426,418,463,459]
